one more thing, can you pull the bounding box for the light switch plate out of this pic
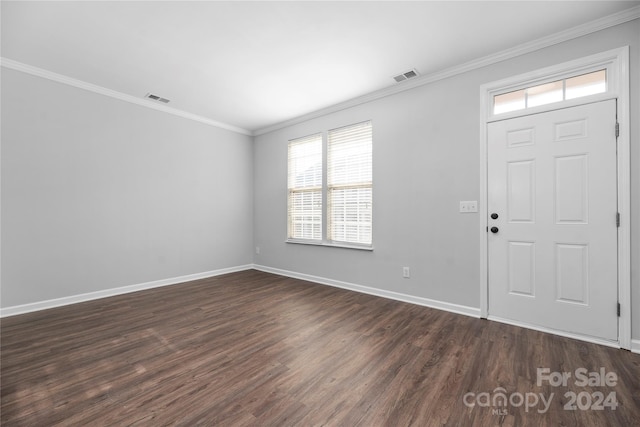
[460,201,478,213]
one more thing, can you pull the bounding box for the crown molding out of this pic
[2,5,638,138]
[0,57,253,136]
[253,5,640,136]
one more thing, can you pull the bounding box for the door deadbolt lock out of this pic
[491,213,499,220]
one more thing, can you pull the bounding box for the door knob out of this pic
[490,226,499,234]
[491,213,499,219]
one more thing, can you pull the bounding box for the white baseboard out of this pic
[253,264,481,318]
[4,264,632,352]
[0,264,253,318]
[488,315,622,349]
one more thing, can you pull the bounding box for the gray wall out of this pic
[2,19,637,341]
[253,21,639,338]
[1,68,254,307]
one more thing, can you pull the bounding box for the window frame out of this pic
[286,121,373,251]
[287,133,323,243]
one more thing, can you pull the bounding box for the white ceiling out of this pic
[2,1,638,133]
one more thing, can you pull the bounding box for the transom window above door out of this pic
[493,69,607,115]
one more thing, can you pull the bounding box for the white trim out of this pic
[253,264,480,318]
[254,6,640,136]
[614,48,632,352]
[479,47,631,350]
[0,57,253,136]
[489,316,621,350]
[4,263,633,350]
[285,239,374,251]
[479,85,489,320]
[0,264,253,318]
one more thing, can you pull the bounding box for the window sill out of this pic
[286,239,374,251]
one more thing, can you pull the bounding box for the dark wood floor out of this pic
[1,270,639,426]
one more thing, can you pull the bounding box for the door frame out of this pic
[479,47,631,349]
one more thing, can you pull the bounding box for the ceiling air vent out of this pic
[145,93,170,103]
[393,69,419,83]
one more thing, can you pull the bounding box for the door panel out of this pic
[555,155,588,223]
[488,100,617,341]
[507,160,535,222]
[508,241,535,296]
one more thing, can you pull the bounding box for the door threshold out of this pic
[488,315,620,349]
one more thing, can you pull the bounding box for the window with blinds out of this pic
[287,133,322,241]
[328,121,372,246]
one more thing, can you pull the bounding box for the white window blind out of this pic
[328,121,372,245]
[288,133,322,240]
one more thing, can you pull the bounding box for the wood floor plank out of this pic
[2,269,639,426]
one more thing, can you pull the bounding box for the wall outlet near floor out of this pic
[402,267,410,278]
[255,246,260,254]
[459,201,478,213]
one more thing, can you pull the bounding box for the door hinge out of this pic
[617,302,621,317]
[615,122,619,138]
[616,212,620,227]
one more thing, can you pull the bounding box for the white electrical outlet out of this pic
[402,267,410,278]
[255,246,260,254]
[459,201,478,213]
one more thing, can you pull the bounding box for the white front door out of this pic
[488,99,618,341]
